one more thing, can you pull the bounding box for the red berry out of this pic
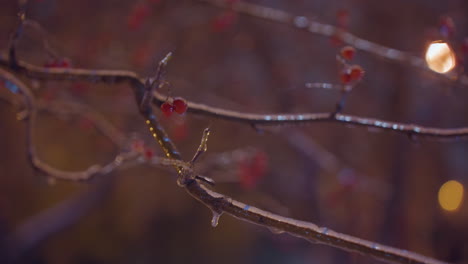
[349,65,365,81]
[239,151,268,190]
[144,148,154,159]
[131,139,144,152]
[330,32,344,47]
[160,102,174,117]
[44,58,71,68]
[172,121,188,141]
[251,151,268,178]
[212,11,237,33]
[340,46,356,60]
[173,97,188,114]
[59,58,71,68]
[127,3,151,31]
[239,161,255,190]
[336,9,349,28]
[340,71,352,84]
[44,59,58,68]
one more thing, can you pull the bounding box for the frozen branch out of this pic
[127,56,449,264]
[1,54,468,140]
[0,53,450,264]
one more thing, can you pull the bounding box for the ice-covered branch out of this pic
[127,56,449,264]
[0,52,451,264]
[1,54,468,140]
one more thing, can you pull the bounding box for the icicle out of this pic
[268,227,285,234]
[211,211,223,227]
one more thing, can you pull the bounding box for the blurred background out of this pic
[0,0,468,263]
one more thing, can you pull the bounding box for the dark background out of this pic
[0,0,467,263]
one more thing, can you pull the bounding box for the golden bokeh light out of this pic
[425,41,456,73]
[438,180,464,212]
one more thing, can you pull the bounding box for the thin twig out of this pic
[140,52,172,111]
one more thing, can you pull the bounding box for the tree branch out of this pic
[0,55,451,264]
[1,54,468,140]
[130,56,449,264]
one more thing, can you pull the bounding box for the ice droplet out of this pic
[320,227,329,235]
[211,211,222,227]
[268,227,285,234]
[176,177,185,187]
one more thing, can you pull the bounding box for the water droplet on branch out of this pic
[211,211,223,227]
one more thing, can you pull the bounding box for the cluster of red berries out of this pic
[160,97,188,117]
[340,65,364,84]
[338,46,365,84]
[44,58,71,68]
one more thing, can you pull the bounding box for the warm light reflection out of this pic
[425,41,456,73]
[438,180,464,212]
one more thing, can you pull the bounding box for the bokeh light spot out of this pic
[425,41,456,73]
[438,180,464,212]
